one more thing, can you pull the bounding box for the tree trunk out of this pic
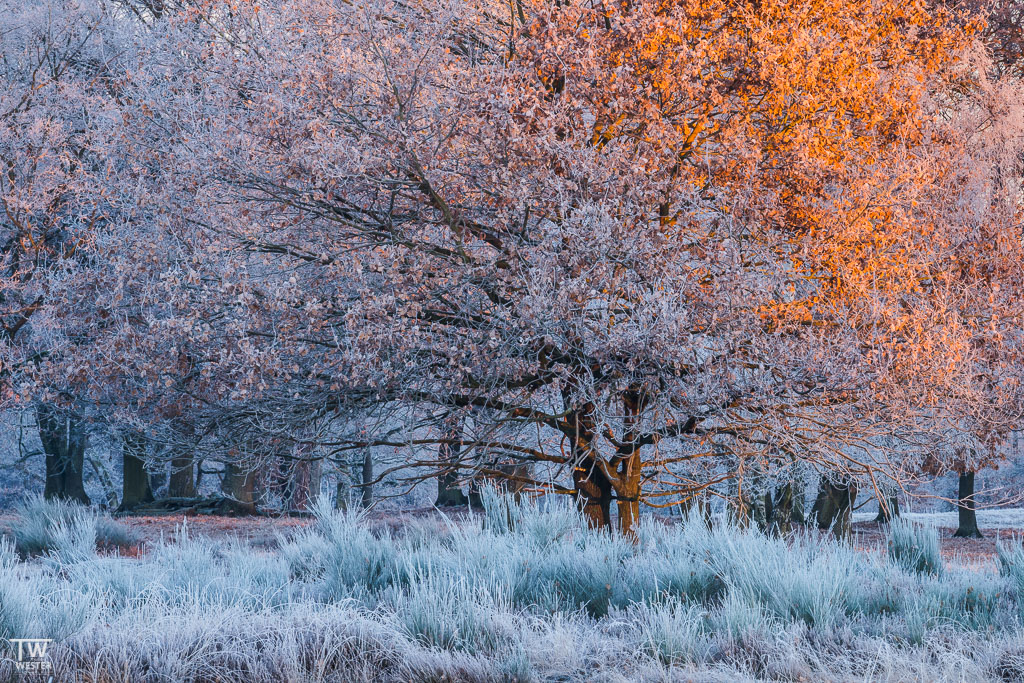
[953,471,983,538]
[814,478,857,541]
[569,404,612,530]
[812,479,837,529]
[615,453,642,537]
[168,451,196,498]
[574,461,612,529]
[288,457,321,513]
[768,483,795,536]
[222,462,257,514]
[36,404,90,504]
[614,391,642,537]
[119,431,153,511]
[790,478,806,526]
[435,413,468,507]
[335,463,351,511]
[832,482,856,541]
[874,494,900,524]
[360,450,373,509]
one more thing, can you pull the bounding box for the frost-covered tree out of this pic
[3,0,1022,531]
[95,0,1021,532]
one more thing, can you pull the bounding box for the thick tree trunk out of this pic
[435,413,468,507]
[790,479,806,526]
[222,462,257,514]
[467,477,484,510]
[168,452,196,498]
[574,460,612,529]
[768,483,795,536]
[953,471,983,538]
[569,404,612,529]
[119,431,153,511]
[615,452,642,537]
[36,404,90,504]
[288,458,321,513]
[813,478,857,541]
[614,391,644,537]
[812,479,836,529]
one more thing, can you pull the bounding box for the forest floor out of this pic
[2,505,1017,570]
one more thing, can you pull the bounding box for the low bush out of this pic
[888,519,943,575]
[8,495,138,558]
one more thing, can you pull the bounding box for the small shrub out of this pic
[10,495,138,557]
[710,591,772,643]
[997,536,1024,602]
[888,519,943,575]
[904,569,1004,632]
[700,525,858,628]
[631,597,708,663]
[387,570,511,654]
[0,538,37,642]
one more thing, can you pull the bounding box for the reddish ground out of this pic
[0,508,1015,570]
[849,519,1012,571]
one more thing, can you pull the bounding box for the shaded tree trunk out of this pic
[168,451,196,498]
[569,403,612,530]
[680,492,714,529]
[953,471,983,538]
[813,477,857,541]
[36,404,90,504]
[874,494,900,524]
[435,413,468,507]
[790,478,806,526]
[615,391,643,537]
[118,431,153,512]
[288,457,321,513]
[360,450,373,509]
[335,462,351,511]
[768,483,796,536]
[167,421,197,498]
[468,476,484,510]
[222,462,257,514]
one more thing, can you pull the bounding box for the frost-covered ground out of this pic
[5,495,1024,682]
[854,508,1024,530]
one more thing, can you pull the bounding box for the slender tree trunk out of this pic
[119,431,153,511]
[953,471,983,538]
[360,450,373,509]
[435,413,468,507]
[335,462,351,511]
[36,404,90,504]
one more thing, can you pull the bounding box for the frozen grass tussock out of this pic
[3,494,1024,681]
